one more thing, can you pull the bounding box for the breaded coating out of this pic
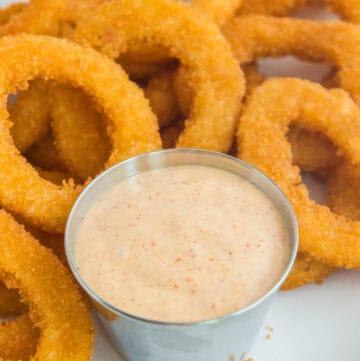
[237,0,307,16]
[0,3,27,26]
[73,0,244,153]
[0,0,102,36]
[192,0,244,26]
[9,79,50,153]
[223,16,360,105]
[0,34,160,233]
[328,162,360,221]
[281,253,335,290]
[50,84,111,181]
[0,314,39,360]
[238,78,360,268]
[287,125,337,173]
[0,210,93,360]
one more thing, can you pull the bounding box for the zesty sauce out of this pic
[75,165,289,322]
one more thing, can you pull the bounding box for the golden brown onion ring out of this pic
[0,209,93,360]
[223,16,360,105]
[238,78,360,268]
[73,0,244,153]
[0,34,160,233]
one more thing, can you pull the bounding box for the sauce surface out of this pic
[75,165,289,322]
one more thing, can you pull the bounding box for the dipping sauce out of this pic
[75,165,289,323]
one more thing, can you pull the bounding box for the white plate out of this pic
[1,1,359,360]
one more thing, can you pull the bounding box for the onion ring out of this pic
[9,79,50,154]
[238,77,360,268]
[0,314,39,360]
[106,0,244,72]
[223,15,360,177]
[50,84,111,181]
[0,209,93,360]
[223,16,360,105]
[0,34,160,233]
[73,0,244,153]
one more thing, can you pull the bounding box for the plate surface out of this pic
[2,1,359,360]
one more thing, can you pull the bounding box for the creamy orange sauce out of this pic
[75,165,289,322]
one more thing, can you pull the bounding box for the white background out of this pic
[1,0,360,360]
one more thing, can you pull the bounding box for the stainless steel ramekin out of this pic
[65,148,298,361]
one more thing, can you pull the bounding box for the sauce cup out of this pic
[65,148,298,361]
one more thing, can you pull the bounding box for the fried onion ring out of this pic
[238,78,360,268]
[73,0,244,153]
[223,16,360,105]
[0,34,160,233]
[0,209,93,360]
[224,15,360,178]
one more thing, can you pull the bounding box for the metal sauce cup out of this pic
[65,149,298,361]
